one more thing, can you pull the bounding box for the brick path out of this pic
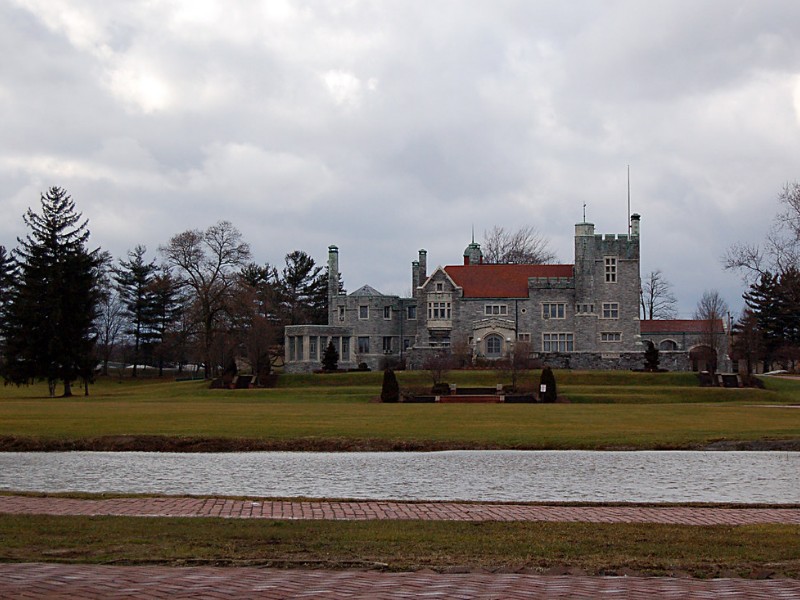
[1,495,799,525]
[1,564,799,599]
[3,496,799,598]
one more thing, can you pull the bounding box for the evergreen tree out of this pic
[0,245,15,334]
[743,268,800,369]
[147,268,182,376]
[380,368,400,402]
[280,251,325,325]
[1,187,103,396]
[321,340,339,371]
[539,367,557,402]
[114,245,158,376]
[644,341,660,371]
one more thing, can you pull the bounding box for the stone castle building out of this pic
[285,214,723,372]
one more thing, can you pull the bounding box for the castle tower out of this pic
[573,221,596,303]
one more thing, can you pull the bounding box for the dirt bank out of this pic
[1,435,799,452]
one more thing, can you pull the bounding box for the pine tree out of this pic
[147,268,182,376]
[114,245,158,376]
[2,187,103,396]
[321,340,339,371]
[280,251,325,325]
[0,245,15,333]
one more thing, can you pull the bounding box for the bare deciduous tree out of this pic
[482,225,557,264]
[640,269,678,320]
[724,182,800,281]
[160,221,251,378]
[693,290,729,373]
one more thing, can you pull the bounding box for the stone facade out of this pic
[640,320,731,372]
[285,216,716,373]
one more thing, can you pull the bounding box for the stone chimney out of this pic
[630,213,641,238]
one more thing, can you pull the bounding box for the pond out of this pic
[1,450,797,504]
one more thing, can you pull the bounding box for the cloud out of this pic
[2,0,800,314]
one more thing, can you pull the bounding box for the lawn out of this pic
[0,371,799,450]
[1,514,798,578]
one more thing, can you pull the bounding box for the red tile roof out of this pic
[640,319,725,334]
[444,264,574,298]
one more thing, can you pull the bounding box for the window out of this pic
[485,335,503,357]
[407,305,417,320]
[576,303,594,314]
[435,282,444,291]
[484,304,508,316]
[517,333,531,342]
[359,305,369,320]
[602,302,619,319]
[288,336,296,361]
[542,303,566,319]
[660,339,678,351]
[428,301,451,319]
[297,336,304,359]
[383,306,391,320]
[601,332,621,342]
[338,306,345,321]
[309,336,318,359]
[605,257,617,283]
[341,337,350,359]
[403,337,413,351]
[383,336,393,352]
[542,333,574,352]
[357,336,370,354]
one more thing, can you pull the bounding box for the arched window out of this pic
[485,335,503,358]
[659,339,678,351]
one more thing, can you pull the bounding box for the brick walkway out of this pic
[1,564,799,599]
[1,495,799,525]
[3,496,799,598]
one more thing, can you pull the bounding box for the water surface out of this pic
[1,450,797,503]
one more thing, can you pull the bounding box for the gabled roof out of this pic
[349,284,384,297]
[443,264,574,298]
[419,266,462,292]
[640,319,725,334]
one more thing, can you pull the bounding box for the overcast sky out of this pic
[3,1,800,317]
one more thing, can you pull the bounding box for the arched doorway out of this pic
[485,334,503,358]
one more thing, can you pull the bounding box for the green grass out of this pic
[1,371,799,450]
[1,514,798,578]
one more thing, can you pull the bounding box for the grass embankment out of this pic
[1,514,798,578]
[1,371,799,451]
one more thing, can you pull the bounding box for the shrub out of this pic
[539,366,557,402]
[380,368,400,402]
[321,341,339,372]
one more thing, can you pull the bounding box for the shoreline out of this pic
[1,435,799,452]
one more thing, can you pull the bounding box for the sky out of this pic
[2,1,800,317]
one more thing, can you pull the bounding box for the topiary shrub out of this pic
[381,368,400,403]
[644,341,660,372]
[539,366,557,403]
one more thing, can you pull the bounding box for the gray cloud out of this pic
[2,0,800,316]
